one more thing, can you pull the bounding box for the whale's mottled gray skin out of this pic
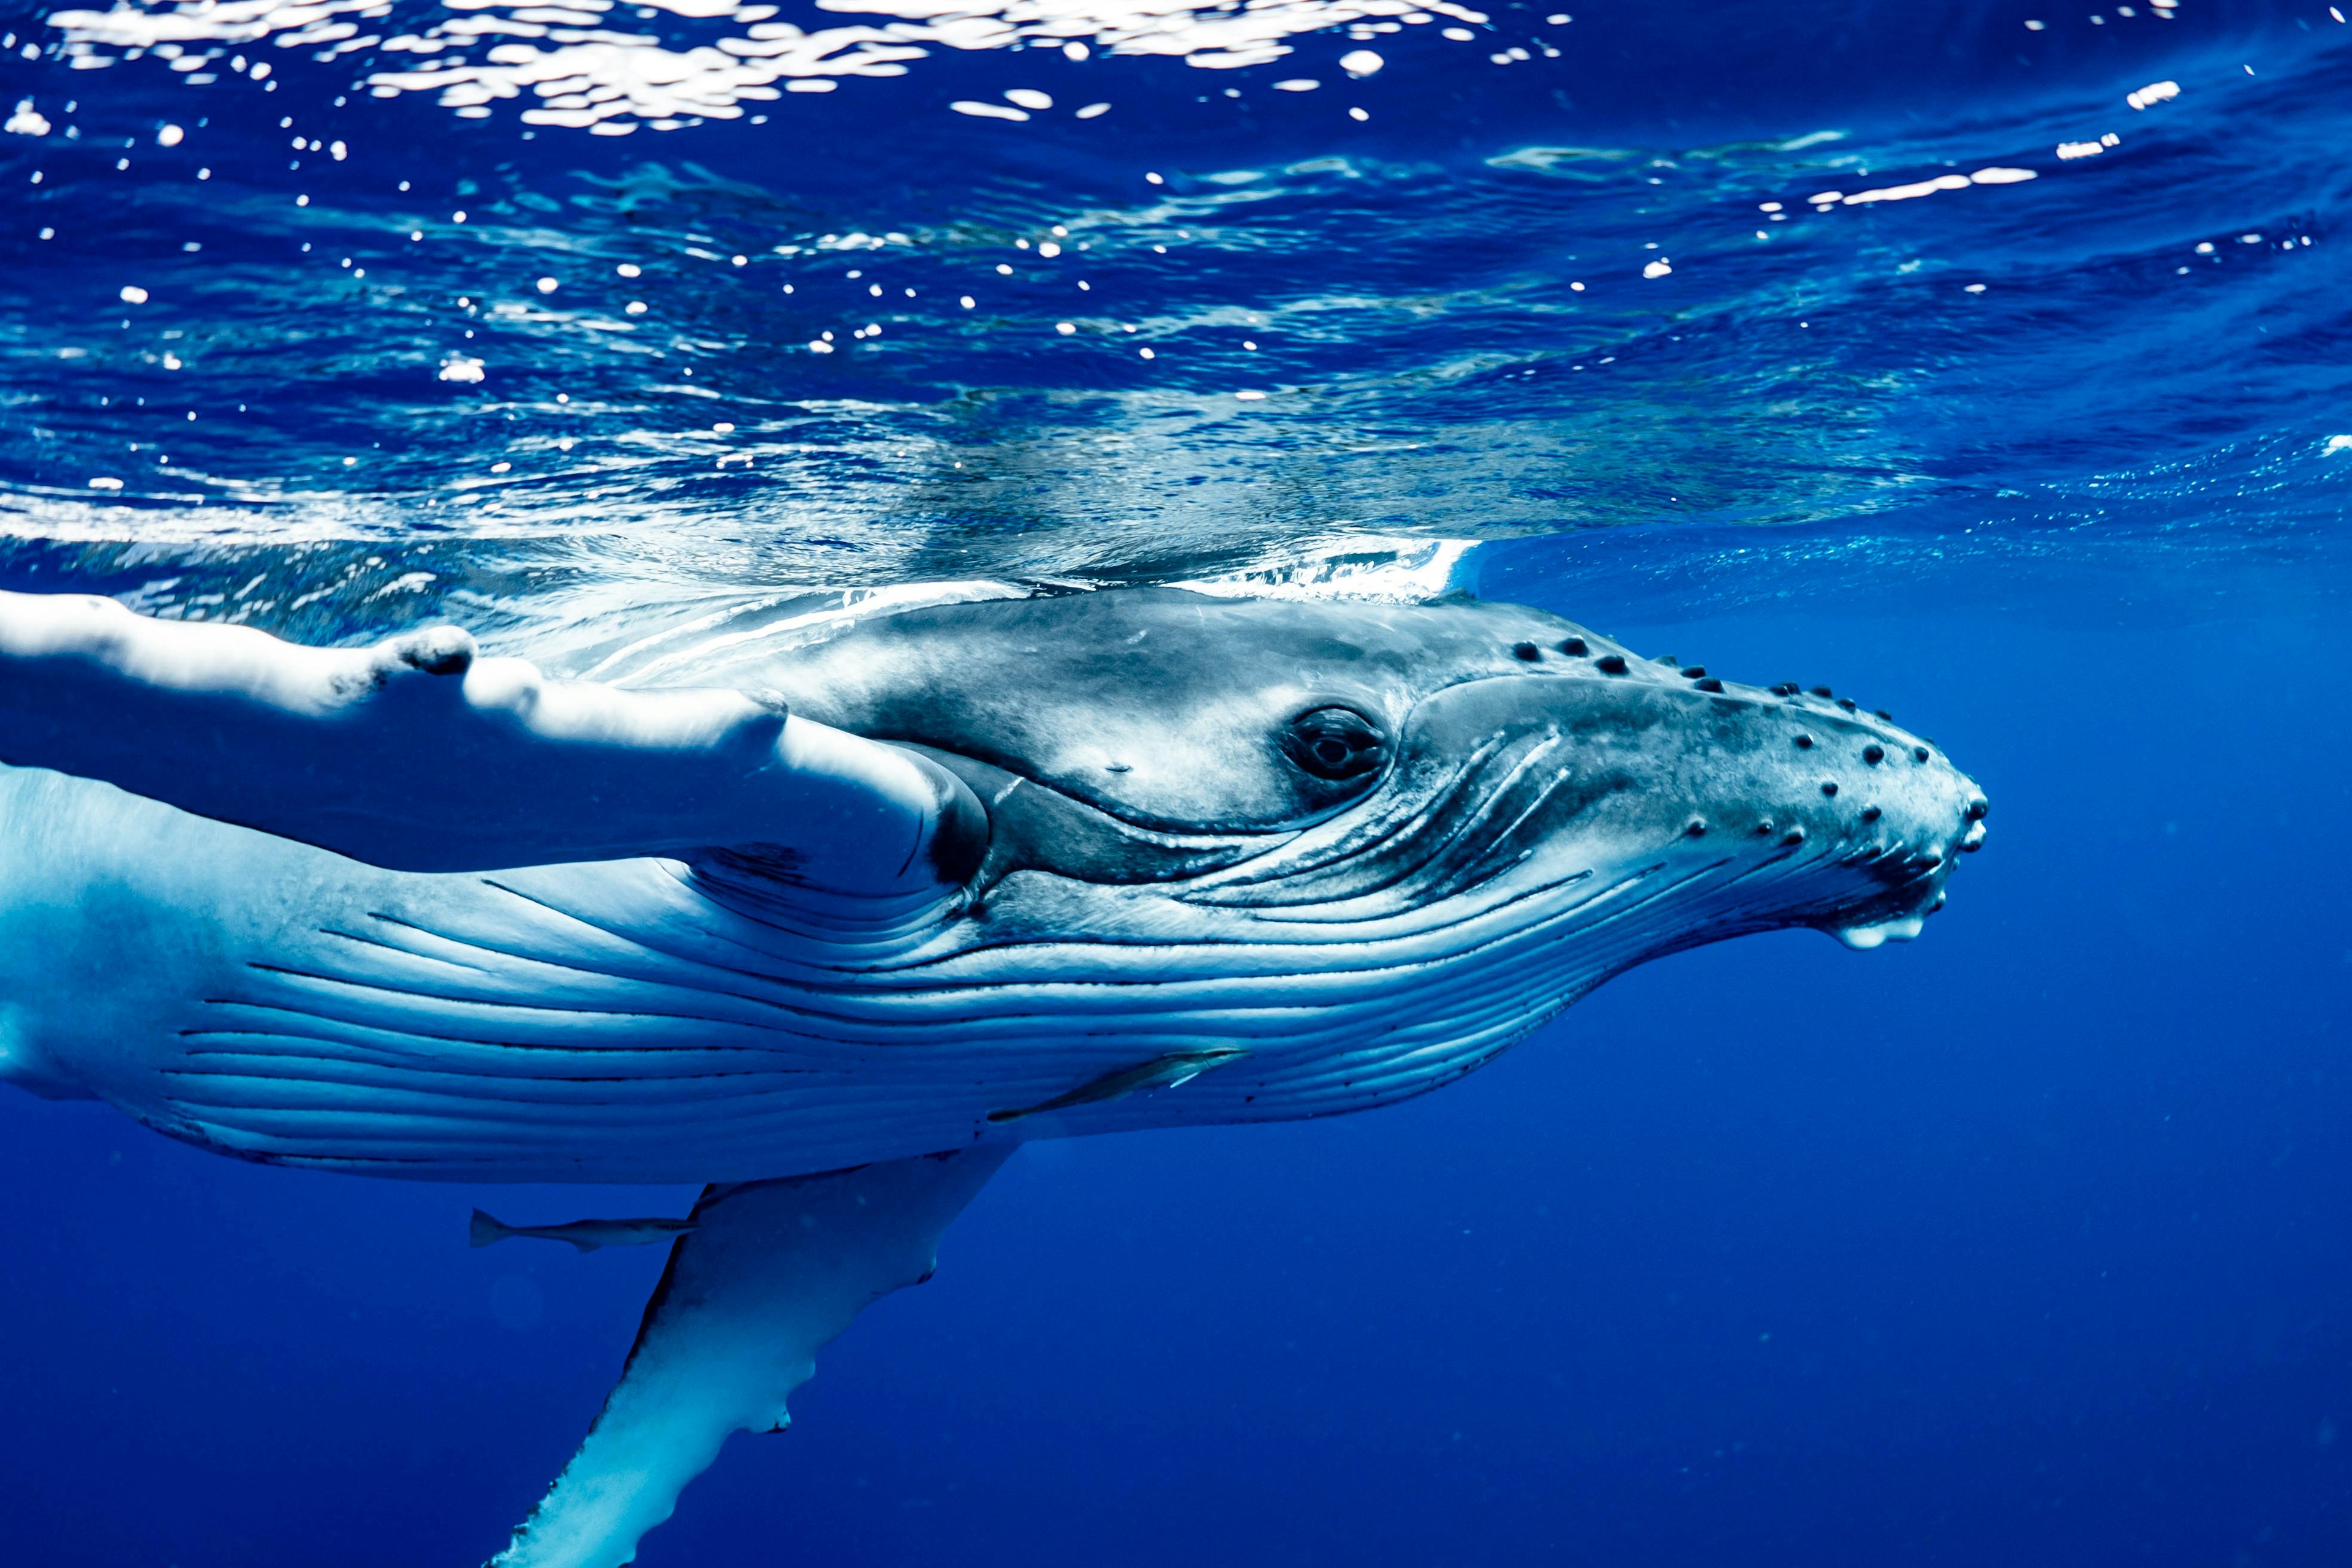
[0,587,1985,1182]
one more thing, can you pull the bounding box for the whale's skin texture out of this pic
[0,589,1986,1185]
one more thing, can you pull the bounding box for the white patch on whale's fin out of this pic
[0,590,978,893]
[491,1145,1014,1568]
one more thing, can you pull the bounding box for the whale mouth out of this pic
[1824,856,1949,949]
[1820,787,1987,951]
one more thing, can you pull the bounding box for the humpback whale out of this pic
[0,584,1987,1565]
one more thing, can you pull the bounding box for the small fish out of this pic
[469,1210,698,1253]
[987,1047,1248,1124]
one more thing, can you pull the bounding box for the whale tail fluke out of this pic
[469,1209,513,1250]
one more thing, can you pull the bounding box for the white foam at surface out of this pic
[1174,535,1480,603]
[46,0,1493,129]
[1840,173,1968,205]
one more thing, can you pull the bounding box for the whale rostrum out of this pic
[0,584,1988,1566]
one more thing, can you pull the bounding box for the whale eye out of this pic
[1283,706,1388,781]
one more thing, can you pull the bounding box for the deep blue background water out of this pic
[2,0,2350,1562]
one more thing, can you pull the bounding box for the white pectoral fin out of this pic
[0,590,981,891]
[491,1145,1015,1568]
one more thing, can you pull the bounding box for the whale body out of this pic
[0,583,1988,1566]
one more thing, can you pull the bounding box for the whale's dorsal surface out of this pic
[0,584,1988,1566]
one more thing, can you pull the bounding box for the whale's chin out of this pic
[1834,916,1927,951]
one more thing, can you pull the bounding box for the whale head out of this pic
[728,588,1988,1126]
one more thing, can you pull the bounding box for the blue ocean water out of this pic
[1,0,2349,1562]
